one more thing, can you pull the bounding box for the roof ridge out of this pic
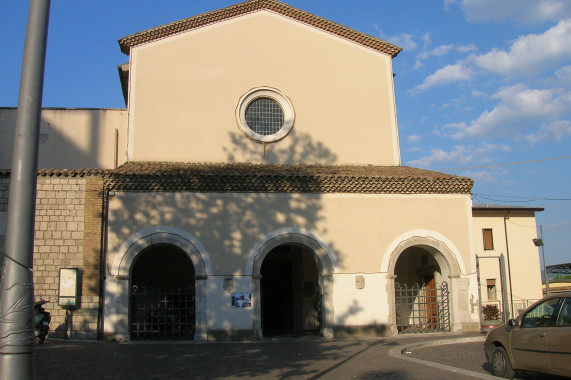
[118,0,401,57]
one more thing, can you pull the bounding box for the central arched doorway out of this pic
[130,244,195,340]
[261,244,321,337]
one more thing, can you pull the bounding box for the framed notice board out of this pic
[58,268,78,308]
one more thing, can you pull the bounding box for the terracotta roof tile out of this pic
[118,0,401,57]
[104,162,473,194]
[0,168,105,178]
[1,162,473,194]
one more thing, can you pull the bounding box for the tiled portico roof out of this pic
[118,0,401,57]
[0,163,474,194]
[0,168,105,178]
[103,162,473,194]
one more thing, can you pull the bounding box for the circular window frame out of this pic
[236,87,295,143]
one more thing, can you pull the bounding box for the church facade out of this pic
[1,0,544,341]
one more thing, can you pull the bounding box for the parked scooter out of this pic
[34,300,51,343]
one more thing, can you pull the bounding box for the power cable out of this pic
[440,155,571,172]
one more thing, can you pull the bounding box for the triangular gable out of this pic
[118,0,401,57]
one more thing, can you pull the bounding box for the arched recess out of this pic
[104,226,211,341]
[247,228,336,339]
[382,231,465,334]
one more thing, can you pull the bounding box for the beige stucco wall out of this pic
[472,210,543,316]
[128,11,400,166]
[0,108,128,170]
[107,193,473,275]
[105,191,476,333]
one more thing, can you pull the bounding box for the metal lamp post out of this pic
[533,226,550,296]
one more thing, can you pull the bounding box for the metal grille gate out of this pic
[395,281,450,333]
[130,285,195,340]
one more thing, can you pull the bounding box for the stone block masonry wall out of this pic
[32,175,104,340]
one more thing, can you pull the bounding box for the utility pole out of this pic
[541,226,550,295]
[0,1,51,379]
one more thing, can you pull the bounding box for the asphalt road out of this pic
[407,341,570,380]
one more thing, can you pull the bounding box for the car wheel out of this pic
[490,346,515,379]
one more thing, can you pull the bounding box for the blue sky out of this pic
[1,0,570,266]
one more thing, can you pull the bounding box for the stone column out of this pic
[252,275,263,340]
[321,274,334,338]
[194,275,208,341]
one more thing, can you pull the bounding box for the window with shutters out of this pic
[483,228,494,250]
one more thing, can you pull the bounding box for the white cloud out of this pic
[459,0,571,23]
[471,19,571,77]
[542,65,571,87]
[407,134,421,142]
[407,145,471,167]
[444,0,459,12]
[443,84,571,139]
[412,64,475,92]
[421,32,432,48]
[553,65,571,85]
[471,90,487,98]
[520,120,571,144]
[416,44,454,60]
[457,44,477,53]
[386,33,418,50]
[468,168,509,184]
[406,143,511,168]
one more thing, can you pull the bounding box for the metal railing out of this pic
[481,298,540,320]
[395,281,450,333]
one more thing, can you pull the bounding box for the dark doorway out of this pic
[130,244,195,340]
[262,260,293,333]
[261,245,320,337]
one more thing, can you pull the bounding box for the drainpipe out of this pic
[503,213,514,318]
[97,188,110,339]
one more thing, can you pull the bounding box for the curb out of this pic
[388,335,498,379]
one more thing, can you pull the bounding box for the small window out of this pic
[245,97,284,136]
[483,229,494,250]
[487,279,497,300]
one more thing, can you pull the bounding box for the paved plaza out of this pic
[35,333,501,380]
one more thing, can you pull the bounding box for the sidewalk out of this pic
[35,333,494,379]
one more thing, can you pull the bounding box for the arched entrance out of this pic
[260,244,320,336]
[248,228,336,339]
[130,244,195,340]
[393,246,450,333]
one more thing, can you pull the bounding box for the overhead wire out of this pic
[440,155,571,172]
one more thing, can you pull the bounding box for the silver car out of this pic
[484,292,571,378]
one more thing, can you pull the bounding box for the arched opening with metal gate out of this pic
[393,245,450,333]
[260,244,321,336]
[130,244,195,340]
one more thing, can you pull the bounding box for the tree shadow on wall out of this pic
[105,130,348,338]
[224,130,338,165]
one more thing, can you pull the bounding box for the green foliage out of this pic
[482,304,500,320]
[553,275,571,280]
